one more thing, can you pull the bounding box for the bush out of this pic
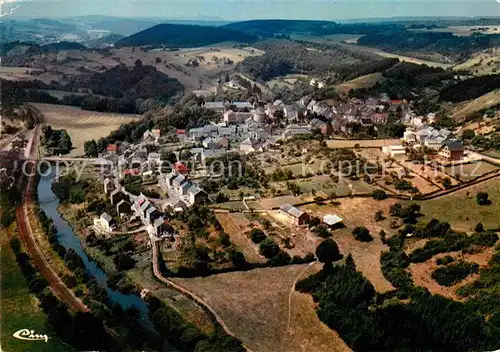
[475,223,485,233]
[259,238,280,259]
[431,262,479,286]
[436,255,455,266]
[352,226,373,242]
[372,189,388,200]
[269,250,292,267]
[476,192,491,206]
[249,229,266,244]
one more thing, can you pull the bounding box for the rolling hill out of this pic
[114,23,258,48]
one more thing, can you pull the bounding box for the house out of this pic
[188,186,208,205]
[173,174,186,190]
[223,110,237,123]
[94,212,116,232]
[103,178,115,195]
[284,105,300,121]
[147,152,161,166]
[110,189,127,205]
[321,122,334,136]
[240,138,261,154]
[202,137,220,150]
[173,162,190,174]
[323,214,344,228]
[372,113,389,124]
[179,181,193,195]
[282,125,312,139]
[279,204,310,226]
[439,140,464,161]
[232,101,254,111]
[204,101,225,113]
[107,144,118,154]
[144,206,163,225]
[116,200,132,216]
[382,145,406,158]
[403,129,417,143]
[152,218,175,238]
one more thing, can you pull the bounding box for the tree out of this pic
[476,192,491,206]
[161,149,177,163]
[475,223,485,233]
[442,178,452,189]
[375,211,385,222]
[84,140,98,157]
[352,226,373,242]
[379,230,387,244]
[462,129,475,140]
[315,238,342,264]
[372,189,387,200]
[259,238,280,258]
[249,229,266,244]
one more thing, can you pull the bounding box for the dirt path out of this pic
[286,261,318,332]
[150,238,252,350]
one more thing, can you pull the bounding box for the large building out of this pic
[279,204,310,226]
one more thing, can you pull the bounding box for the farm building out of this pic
[279,204,310,226]
[323,214,344,229]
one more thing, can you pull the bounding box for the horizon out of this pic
[2,0,500,22]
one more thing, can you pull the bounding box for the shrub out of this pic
[372,189,388,200]
[431,262,479,286]
[436,255,455,266]
[259,238,280,258]
[352,226,373,242]
[249,229,266,244]
[476,192,491,206]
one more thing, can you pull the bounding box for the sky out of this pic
[2,0,500,21]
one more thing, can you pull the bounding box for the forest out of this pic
[114,23,258,48]
[64,60,184,101]
[439,74,500,103]
[296,257,500,351]
[237,40,383,82]
[358,30,500,61]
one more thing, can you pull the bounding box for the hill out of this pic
[64,61,184,101]
[114,23,258,48]
[223,19,335,37]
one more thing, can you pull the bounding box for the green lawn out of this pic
[419,178,500,232]
[443,162,499,182]
[0,228,71,352]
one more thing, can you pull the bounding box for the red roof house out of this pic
[173,162,190,174]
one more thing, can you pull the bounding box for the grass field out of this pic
[335,73,383,93]
[33,103,142,156]
[215,213,266,264]
[419,178,500,232]
[326,139,400,149]
[453,48,500,76]
[451,89,500,121]
[443,162,499,182]
[0,226,70,352]
[303,198,396,293]
[173,263,350,352]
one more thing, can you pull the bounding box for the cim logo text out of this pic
[12,329,49,343]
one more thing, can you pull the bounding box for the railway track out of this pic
[15,124,88,313]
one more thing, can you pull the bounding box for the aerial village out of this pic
[87,89,499,261]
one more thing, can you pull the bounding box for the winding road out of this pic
[150,237,253,351]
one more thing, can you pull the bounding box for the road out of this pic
[150,237,253,351]
[16,124,89,313]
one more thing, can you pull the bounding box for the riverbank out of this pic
[51,175,218,335]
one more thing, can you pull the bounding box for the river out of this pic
[37,172,151,327]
